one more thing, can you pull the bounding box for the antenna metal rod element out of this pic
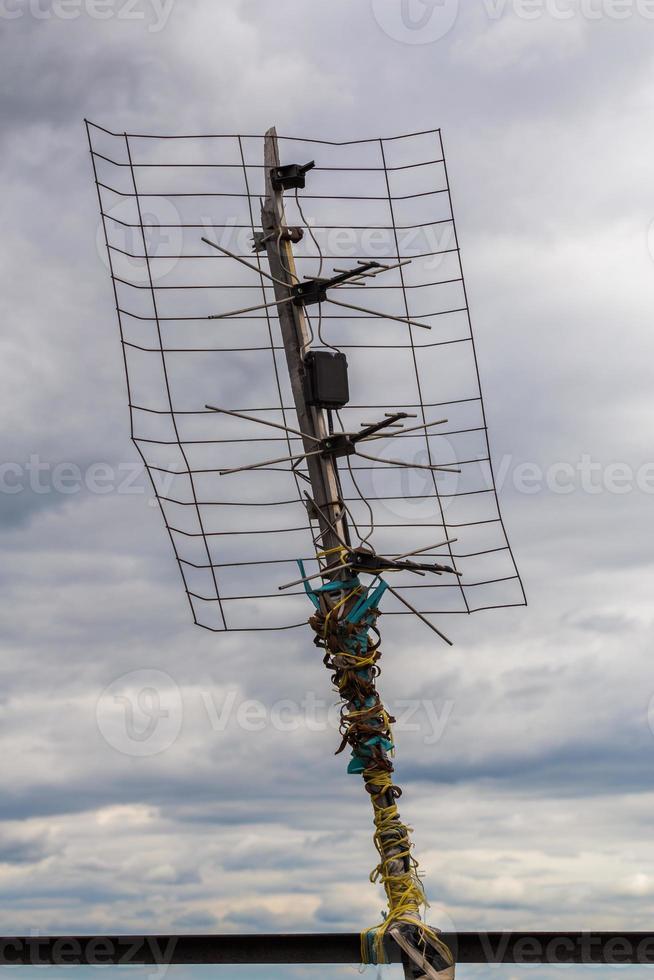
[354,411,410,442]
[205,405,321,444]
[361,417,448,442]
[208,295,295,320]
[355,450,461,473]
[331,258,412,279]
[390,538,458,561]
[384,583,453,646]
[278,563,355,591]
[201,236,286,287]
[327,297,432,330]
[219,449,322,476]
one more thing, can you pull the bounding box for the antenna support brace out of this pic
[270,160,315,191]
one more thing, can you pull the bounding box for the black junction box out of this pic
[303,351,350,410]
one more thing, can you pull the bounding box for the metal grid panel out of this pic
[87,122,526,632]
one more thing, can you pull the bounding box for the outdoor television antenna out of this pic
[86,120,526,980]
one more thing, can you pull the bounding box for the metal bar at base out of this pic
[1,933,654,966]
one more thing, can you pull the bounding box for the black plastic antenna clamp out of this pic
[292,278,330,306]
[270,160,316,191]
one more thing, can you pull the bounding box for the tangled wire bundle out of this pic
[308,584,454,973]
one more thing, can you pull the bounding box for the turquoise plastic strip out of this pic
[297,560,320,608]
[346,578,388,624]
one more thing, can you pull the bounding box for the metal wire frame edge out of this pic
[85,118,443,144]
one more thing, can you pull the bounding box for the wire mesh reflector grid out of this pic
[87,121,526,632]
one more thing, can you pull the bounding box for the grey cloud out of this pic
[1,0,653,965]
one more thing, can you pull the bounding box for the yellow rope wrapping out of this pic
[307,576,454,971]
[360,767,454,968]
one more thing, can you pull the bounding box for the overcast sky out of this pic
[2,2,654,980]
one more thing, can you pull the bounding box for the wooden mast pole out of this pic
[261,127,347,555]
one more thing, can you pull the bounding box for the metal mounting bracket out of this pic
[270,160,315,191]
[319,433,356,459]
[252,226,304,253]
